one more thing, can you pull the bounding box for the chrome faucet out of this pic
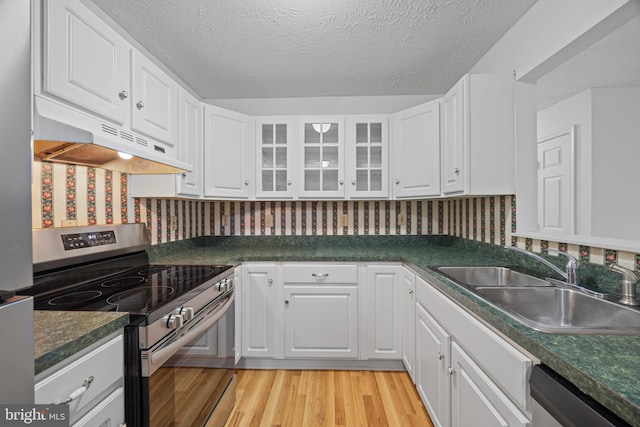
[609,264,640,306]
[504,246,578,285]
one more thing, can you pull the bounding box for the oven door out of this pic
[142,294,236,427]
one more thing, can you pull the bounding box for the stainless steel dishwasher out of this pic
[530,365,631,427]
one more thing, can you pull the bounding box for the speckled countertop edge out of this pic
[150,235,640,426]
[34,311,129,375]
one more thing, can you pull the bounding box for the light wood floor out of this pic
[224,369,434,427]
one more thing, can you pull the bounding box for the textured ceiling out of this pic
[89,0,536,99]
[537,14,640,111]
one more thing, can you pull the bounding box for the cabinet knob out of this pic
[395,179,400,185]
[339,179,344,185]
[285,300,289,305]
[352,180,356,185]
[288,180,292,186]
[409,289,413,295]
[136,101,145,110]
[181,173,187,178]
[454,168,460,175]
[268,278,273,284]
[448,367,456,376]
[119,90,128,100]
[244,180,249,186]
[437,352,443,360]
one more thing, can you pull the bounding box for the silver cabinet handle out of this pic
[448,367,456,375]
[119,90,128,100]
[395,179,400,184]
[119,423,127,427]
[181,173,187,178]
[437,352,444,360]
[56,376,94,404]
[454,168,460,175]
[312,273,329,278]
[136,101,145,110]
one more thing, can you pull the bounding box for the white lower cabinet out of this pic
[35,332,125,426]
[283,286,359,358]
[415,275,533,427]
[416,300,451,427]
[241,263,278,358]
[365,265,402,359]
[401,267,416,381]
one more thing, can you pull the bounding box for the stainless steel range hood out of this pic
[34,96,192,174]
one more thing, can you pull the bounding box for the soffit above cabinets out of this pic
[87,0,536,99]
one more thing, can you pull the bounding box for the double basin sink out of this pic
[433,266,640,335]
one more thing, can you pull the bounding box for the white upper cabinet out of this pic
[345,116,389,199]
[130,51,178,148]
[42,0,130,126]
[176,88,203,197]
[392,100,441,198]
[203,105,251,199]
[255,117,296,199]
[440,74,515,196]
[298,118,345,199]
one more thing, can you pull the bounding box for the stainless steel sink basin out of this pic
[473,287,640,335]
[435,266,551,287]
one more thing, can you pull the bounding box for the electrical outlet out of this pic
[170,216,177,230]
[60,220,77,227]
[397,213,406,226]
[339,213,349,228]
[265,214,274,228]
[222,215,230,227]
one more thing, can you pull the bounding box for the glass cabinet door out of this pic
[255,118,294,198]
[300,118,344,198]
[346,117,388,198]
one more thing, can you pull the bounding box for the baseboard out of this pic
[236,357,406,371]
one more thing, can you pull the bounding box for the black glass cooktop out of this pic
[27,263,233,316]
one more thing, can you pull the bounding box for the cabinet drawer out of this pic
[72,387,124,427]
[416,277,532,412]
[283,264,358,284]
[35,335,124,420]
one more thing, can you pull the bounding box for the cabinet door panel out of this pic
[401,268,416,382]
[299,118,345,198]
[392,101,441,198]
[255,118,295,198]
[416,301,450,427]
[204,105,250,199]
[284,286,358,358]
[241,265,277,357]
[43,0,129,125]
[346,116,389,199]
[176,89,203,197]
[451,342,530,427]
[441,78,464,194]
[366,265,402,359]
[131,51,178,146]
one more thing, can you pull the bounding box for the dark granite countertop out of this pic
[150,235,640,426]
[34,311,129,376]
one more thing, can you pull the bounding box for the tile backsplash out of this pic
[31,162,638,271]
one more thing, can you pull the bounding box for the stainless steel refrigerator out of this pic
[0,0,35,404]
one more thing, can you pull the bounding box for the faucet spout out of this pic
[504,246,576,284]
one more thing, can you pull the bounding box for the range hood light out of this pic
[118,151,133,160]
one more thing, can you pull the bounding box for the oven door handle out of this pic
[142,292,234,377]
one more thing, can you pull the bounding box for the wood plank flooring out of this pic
[224,370,434,427]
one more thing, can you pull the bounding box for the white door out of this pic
[450,342,530,427]
[43,0,130,125]
[284,286,358,358]
[299,118,345,198]
[416,302,451,427]
[401,268,416,382]
[392,100,441,198]
[255,118,296,198]
[176,88,203,197]
[441,78,465,194]
[241,264,277,358]
[345,116,389,199]
[131,51,178,146]
[204,105,251,199]
[537,128,575,235]
[365,265,402,359]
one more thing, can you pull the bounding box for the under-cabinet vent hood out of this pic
[33,96,192,174]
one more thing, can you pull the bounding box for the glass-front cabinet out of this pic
[299,118,345,198]
[255,118,295,198]
[346,116,388,198]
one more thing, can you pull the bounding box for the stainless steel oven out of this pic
[26,224,236,427]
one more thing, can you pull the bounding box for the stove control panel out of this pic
[61,230,117,250]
